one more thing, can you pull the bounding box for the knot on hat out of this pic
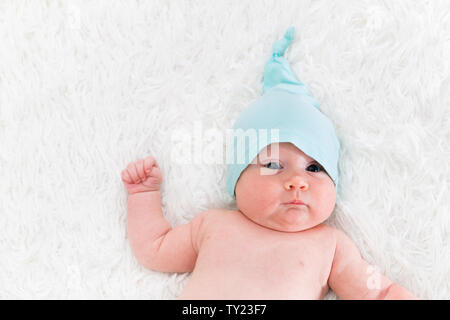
[272,26,295,57]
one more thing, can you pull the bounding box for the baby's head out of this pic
[235,142,336,232]
[226,27,340,232]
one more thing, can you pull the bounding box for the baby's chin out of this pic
[259,221,314,233]
[268,206,328,232]
[249,211,318,233]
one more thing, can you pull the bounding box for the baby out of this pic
[121,27,418,299]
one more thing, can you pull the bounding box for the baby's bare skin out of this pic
[121,143,418,299]
[179,209,335,299]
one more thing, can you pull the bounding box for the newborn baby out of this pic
[122,146,416,300]
[121,27,417,299]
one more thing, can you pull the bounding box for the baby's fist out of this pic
[121,156,162,194]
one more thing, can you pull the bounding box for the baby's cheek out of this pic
[239,180,274,211]
[253,182,280,211]
[316,186,336,217]
[245,183,267,204]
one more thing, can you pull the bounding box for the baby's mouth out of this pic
[285,200,306,205]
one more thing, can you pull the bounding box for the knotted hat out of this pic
[226,26,340,197]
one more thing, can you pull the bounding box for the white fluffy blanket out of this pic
[0,0,448,299]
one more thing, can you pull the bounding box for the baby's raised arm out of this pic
[121,156,202,273]
[328,229,418,300]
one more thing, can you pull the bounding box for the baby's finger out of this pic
[121,170,132,183]
[135,159,146,181]
[126,162,140,183]
[143,156,156,175]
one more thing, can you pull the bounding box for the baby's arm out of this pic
[121,156,202,273]
[328,229,418,300]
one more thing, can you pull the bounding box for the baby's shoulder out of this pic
[190,208,234,249]
[307,224,341,246]
[190,208,234,228]
[313,225,360,254]
[310,223,338,236]
[195,208,235,220]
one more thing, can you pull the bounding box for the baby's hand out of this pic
[121,156,163,194]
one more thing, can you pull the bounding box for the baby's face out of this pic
[235,142,336,232]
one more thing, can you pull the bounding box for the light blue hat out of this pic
[226,26,340,197]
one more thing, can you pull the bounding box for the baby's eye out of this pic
[263,161,283,170]
[306,163,323,173]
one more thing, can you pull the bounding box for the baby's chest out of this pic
[197,228,334,282]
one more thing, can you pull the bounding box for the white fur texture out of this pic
[0,0,449,299]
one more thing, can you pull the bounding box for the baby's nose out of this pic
[284,175,309,191]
